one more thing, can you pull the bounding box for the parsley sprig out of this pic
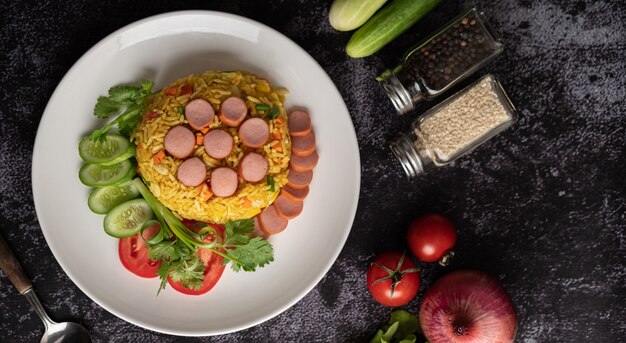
[90,80,154,140]
[132,178,274,294]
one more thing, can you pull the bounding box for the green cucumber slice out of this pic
[79,134,131,164]
[99,144,136,166]
[103,199,154,238]
[79,160,136,187]
[346,0,440,58]
[88,180,140,214]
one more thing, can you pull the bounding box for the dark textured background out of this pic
[1,0,625,342]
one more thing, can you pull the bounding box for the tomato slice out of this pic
[118,224,162,278]
[167,222,226,296]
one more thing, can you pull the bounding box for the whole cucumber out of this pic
[329,0,388,31]
[346,0,441,58]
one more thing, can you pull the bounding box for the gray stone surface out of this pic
[0,0,624,342]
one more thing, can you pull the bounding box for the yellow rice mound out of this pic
[133,70,291,223]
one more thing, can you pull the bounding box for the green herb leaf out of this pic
[132,179,275,295]
[224,219,255,245]
[108,85,142,103]
[156,261,171,295]
[227,237,274,272]
[88,129,106,142]
[94,96,122,119]
[255,104,270,111]
[370,310,422,343]
[267,107,280,119]
[90,80,155,139]
[390,310,421,337]
[267,175,275,192]
[168,254,205,290]
[147,240,178,261]
[177,106,184,115]
[140,79,155,94]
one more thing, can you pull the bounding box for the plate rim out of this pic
[31,9,361,336]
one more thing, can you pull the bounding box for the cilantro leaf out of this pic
[228,237,274,272]
[117,104,143,137]
[90,80,155,139]
[140,79,155,94]
[132,180,276,296]
[219,219,273,272]
[108,85,142,103]
[94,96,122,119]
[224,219,255,246]
[147,240,178,261]
[169,254,205,290]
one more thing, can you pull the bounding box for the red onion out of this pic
[419,270,517,343]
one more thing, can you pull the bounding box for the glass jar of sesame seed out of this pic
[390,74,518,178]
[377,8,503,115]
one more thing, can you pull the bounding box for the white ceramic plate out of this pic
[32,11,360,336]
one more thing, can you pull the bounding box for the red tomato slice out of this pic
[168,222,226,296]
[118,224,162,278]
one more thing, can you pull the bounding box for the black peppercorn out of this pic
[377,8,504,115]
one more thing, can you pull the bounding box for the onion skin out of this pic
[419,270,517,343]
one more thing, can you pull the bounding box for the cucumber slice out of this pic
[346,0,440,58]
[99,144,136,166]
[79,134,131,164]
[88,180,140,214]
[103,199,154,238]
[79,160,136,187]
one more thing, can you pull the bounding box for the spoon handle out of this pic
[0,232,33,294]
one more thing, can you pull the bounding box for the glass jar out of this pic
[390,74,518,178]
[377,7,503,115]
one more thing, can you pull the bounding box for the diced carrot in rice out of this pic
[152,150,166,164]
[164,86,177,96]
[271,140,283,153]
[179,83,193,95]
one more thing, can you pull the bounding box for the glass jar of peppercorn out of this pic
[377,8,504,115]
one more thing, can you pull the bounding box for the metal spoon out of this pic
[0,232,91,343]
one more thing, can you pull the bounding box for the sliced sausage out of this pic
[258,204,288,235]
[288,110,311,137]
[177,157,207,187]
[203,129,234,159]
[274,194,303,220]
[282,185,309,202]
[286,169,313,189]
[239,152,268,182]
[252,216,270,239]
[291,131,316,157]
[219,96,248,127]
[289,150,319,172]
[238,118,270,148]
[210,167,238,197]
[164,125,196,159]
[185,99,215,130]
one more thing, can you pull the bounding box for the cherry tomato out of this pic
[367,251,420,307]
[118,224,162,278]
[168,221,226,296]
[407,213,457,264]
